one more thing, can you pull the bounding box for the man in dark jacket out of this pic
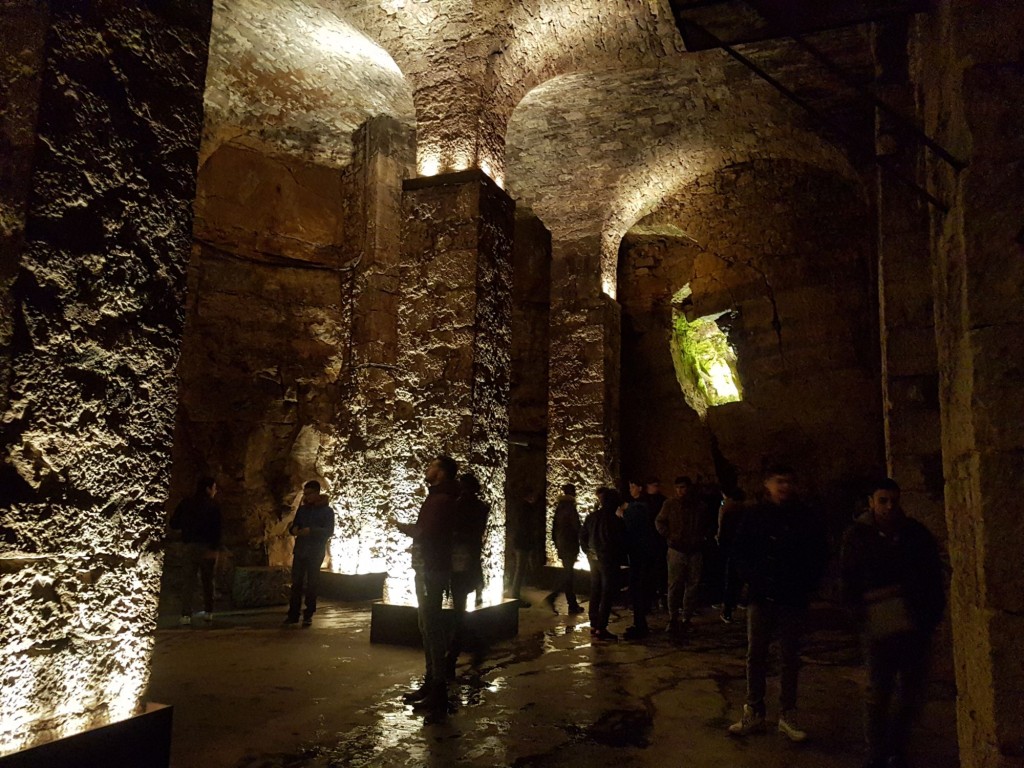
[581,487,627,640]
[285,480,334,627]
[446,472,490,676]
[170,476,222,625]
[841,478,944,768]
[655,476,708,631]
[622,481,662,640]
[728,465,826,743]
[544,483,583,615]
[509,487,545,607]
[398,454,459,717]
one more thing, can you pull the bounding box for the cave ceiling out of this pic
[203,0,877,265]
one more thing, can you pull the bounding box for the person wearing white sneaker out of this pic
[728,704,766,735]
[777,710,808,742]
[727,465,827,742]
[170,476,222,626]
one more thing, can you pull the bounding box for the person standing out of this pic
[544,484,584,615]
[170,476,222,625]
[581,487,626,640]
[446,472,490,677]
[716,487,747,624]
[284,480,334,628]
[398,454,459,718]
[643,476,669,611]
[622,482,661,640]
[509,487,545,608]
[728,465,827,742]
[841,478,945,768]
[655,476,708,632]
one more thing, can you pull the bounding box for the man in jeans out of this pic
[655,476,707,632]
[728,465,827,742]
[841,478,944,768]
[284,480,334,627]
[170,475,222,625]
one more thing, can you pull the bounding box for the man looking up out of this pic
[728,465,826,743]
[841,478,944,768]
[398,454,459,719]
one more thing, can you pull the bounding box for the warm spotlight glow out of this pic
[420,154,440,177]
[311,25,402,75]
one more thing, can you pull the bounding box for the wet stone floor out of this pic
[146,590,958,768]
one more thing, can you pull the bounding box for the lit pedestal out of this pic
[0,703,172,768]
[369,599,519,647]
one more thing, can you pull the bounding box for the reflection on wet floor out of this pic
[148,593,959,768]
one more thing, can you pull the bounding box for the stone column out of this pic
[916,3,1024,765]
[384,169,514,604]
[0,0,211,752]
[873,20,945,538]
[546,237,621,561]
[326,116,415,575]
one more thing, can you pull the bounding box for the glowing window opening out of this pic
[670,291,742,418]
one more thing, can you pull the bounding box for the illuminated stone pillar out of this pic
[546,238,621,563]
[381,169,514,604]
[873,19,945,539]
[916,3,1024,765]
[0,0,211,754]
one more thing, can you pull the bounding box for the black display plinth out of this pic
[0,703,172,768]
[318,571,386,602]
[370,599,519,647]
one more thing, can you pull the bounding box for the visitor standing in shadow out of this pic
[544,483,584,615]
[716,487,747,624]
[727,464,827,743]
[643,476,669,610]
[509,487,544,608]
[446,472,490,678]
[581,487,626,641]
[622,480,661,640]
[170,475,222,625]
[284,480,334,628]
[841,478,945,768]
[655,475,708,633]
[398,454,459,720]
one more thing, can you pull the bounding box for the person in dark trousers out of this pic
[509,487,545,608]
[841,478,945,768]
[716,487,747,624]
[643,476,670,611]
[170,476,222,625]
[544,483,584,615]
[728,465,827,743]
[398,454,459,719]
[284,480,334,628]
[581,487,626,640]
[446,472,490,677]
[621,481,661,640]
[655,476,708,631]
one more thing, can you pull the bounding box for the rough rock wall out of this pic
[914,4,1024,765]
[383,170,514,604]
[0,1,210,752]
[171,143,357,571]
[618,160,882,521]
[546,237,621,537]
[507,212,551,503]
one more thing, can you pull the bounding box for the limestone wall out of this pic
[171,144,358,570]
[0,1,211,752]
[618,159,882,523]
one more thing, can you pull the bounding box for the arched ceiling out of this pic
[201,0,415,168]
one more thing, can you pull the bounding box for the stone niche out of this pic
[618,159,883,525]
[166,141,359,584]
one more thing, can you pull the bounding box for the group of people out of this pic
[172,460,945,766]
[528,465,944,768]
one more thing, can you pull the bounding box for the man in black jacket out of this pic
[841,478,944,768]
[728,465,826,742]
[284,480,334,628]
[545,484,584,615]
[170,476,222,625]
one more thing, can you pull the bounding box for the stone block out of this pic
[231,566,290,608]
[969,324,1024,452]
[369,599,519,648]
[317,571,386,602]
[0,703,172,768]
